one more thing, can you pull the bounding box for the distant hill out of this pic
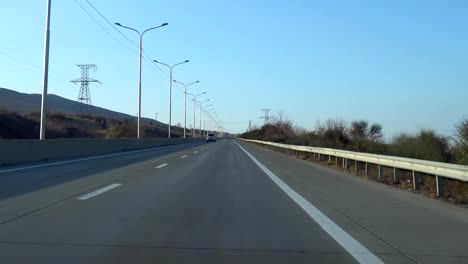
[0,87,156,124]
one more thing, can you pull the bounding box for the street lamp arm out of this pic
[173,80,185,87]
[153,60,170,69]
[142,23,168,35]
[187,81,199,87]
[115,23,141,35]
[171,60,189,69]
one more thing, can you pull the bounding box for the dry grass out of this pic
[445,179,468,204]
[0,111,182,139]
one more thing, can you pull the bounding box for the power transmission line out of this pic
[80,0,169,79]
[0,50,68,80]
[74,0,137,56]
[83,0,137,47]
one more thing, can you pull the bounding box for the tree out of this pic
[316,118,350,149]
[369,123,383,141]
[391,129,452,162]
[350,120,369,139]
[455,118,468,164]
[350,120,369,151]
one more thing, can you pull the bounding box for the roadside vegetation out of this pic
[240,113,468,204]
[241,114,468,165]
[0,110,185,139]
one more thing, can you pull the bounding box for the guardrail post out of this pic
[355,160,359,173]
[344,158,349,170]
[328,155,331,163]
[318,153,321,161]
[436,175,444,197]
[365,162,368,175]
[378,165,383,180]
[335,156,338,166]
[393,168,400,184]
[412,171,422,190]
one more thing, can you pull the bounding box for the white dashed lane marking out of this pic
[77,184,122,200]
[155,163,168,169]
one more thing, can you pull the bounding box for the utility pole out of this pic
[248,120,252,131]
[39,0,51,140]
[71,64,100,113]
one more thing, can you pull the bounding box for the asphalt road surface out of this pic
[0,139,467,263]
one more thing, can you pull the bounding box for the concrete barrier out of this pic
[0,138,204,166]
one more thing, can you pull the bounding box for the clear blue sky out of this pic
[1,0,467,137]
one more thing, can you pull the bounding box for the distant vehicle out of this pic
[206,133,216,143]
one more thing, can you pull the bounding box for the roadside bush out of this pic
[315,119,350,149]
[106,125,126,139]
[238,113,468,204]
[105,122,137,138]
[454,118,468,165]
[390,130,452,162]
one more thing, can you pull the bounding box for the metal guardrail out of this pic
[240,139,468,196]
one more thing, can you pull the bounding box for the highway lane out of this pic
[238,140,468,264]
[0,141,206,200]
[0,139,466,263]
[0,141,206,223]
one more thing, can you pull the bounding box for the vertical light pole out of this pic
[173,80,199,138]
[39,0,51,140]
[199,99,210,137]
[208,110,216,132]
[202,104,213,137]
[153,60,189,138]
[189,92,206,138]
[206,107,215,136]
[115,22,168,139]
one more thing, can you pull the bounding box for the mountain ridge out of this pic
[0,87,157,124]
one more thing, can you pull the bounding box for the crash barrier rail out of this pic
[239,138,468,196]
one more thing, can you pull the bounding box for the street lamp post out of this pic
[202,104,213,137]
[206,108,215,136]
[208,110,216,132]
[115,22,168,139]
[189,92,206,138]
[39,0,52,140]
[153,60,189,138]
[198,100,210,137]
[173,80,199,138]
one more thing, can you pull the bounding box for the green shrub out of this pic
[390,130,452,162]
[454,118,468,165]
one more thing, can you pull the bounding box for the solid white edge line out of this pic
[234,141,383,264]
[0,142,200,174]
[77,183,122,200]
[155,163,168,169]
